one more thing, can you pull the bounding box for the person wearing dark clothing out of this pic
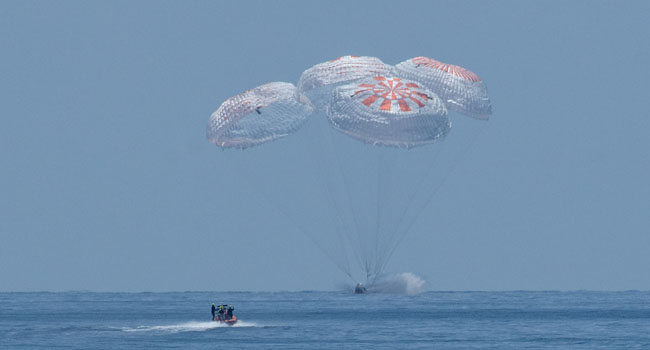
[226,305,234,320]
[217,305,226,321]
[211,303,216,319]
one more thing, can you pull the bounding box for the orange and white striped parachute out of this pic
[326,76,450,148]
[394,57,492,119]
[206,82,313,149]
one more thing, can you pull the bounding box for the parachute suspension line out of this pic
[372,150,387,283]
[377,124,488,274]
[372,150,381,282]
[226,152,355,283]
[361,146,372,282]
[302,118,356,279]
[360,145,373,281]
[369,144,445,281]
[322,134,365,280]
[387,144,444,247]
[374,146,448,277]
[323,119,366,279]
[297,135,355,281]
[366,144,382,282]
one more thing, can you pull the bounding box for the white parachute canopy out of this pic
[326,75,450,148]
[297,55,392,110]
[207,82,313,149]
[394,57,492,119]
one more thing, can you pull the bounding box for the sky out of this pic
[1,0,649,292]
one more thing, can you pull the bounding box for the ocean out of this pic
[1,291,649,349]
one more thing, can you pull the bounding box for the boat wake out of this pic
[122,320,259,333]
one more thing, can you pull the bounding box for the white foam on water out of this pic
[122,320,259,333]
[369,272,426,295]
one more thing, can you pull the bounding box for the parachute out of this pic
[206,82,313,149]
[208,55,491,286]
[298,56,392,110]
[327,76,450,148]
[394,57,492,119]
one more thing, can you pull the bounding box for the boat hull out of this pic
[213,315,237,326]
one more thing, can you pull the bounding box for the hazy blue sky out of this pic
[1,0,649,292]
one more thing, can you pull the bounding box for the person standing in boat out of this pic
[211,303,216,320]
[217,304,226,321]
[226,305,234,320]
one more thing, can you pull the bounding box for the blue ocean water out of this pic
[1,291,649,349]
